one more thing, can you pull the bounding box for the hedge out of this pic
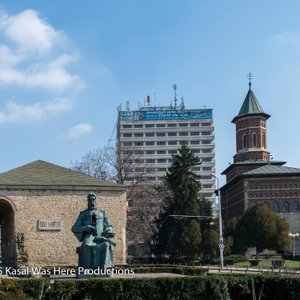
[0,275,300,300]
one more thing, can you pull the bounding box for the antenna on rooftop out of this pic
[173,84,177,108]
[180,97,185,111]
[126,101,130,111]
[247,71,253,89]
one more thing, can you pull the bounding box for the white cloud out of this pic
[0,54,83,90]
[0,98,72,123]
[274,32,300,47]
[66,123,93,139]
[0,9,61,53]
[0,9,83,91]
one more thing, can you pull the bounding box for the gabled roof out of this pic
[244,164,300,176]
[221,160,286,175]
[0,160,126,191]
[221,163,300,191]
[232,87,270,123]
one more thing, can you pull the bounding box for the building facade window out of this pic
[157,141,166,145]
[272,201,280,212]
[145,133,155,137]
[123,133,132,137]
[157,132,166,137]
[202,131,211,135]
[282,201,290,212]
[253,132,257,147]
[157,150,166,154]
[292,201,300,212]
[242,134,247,148]
[134,133,143,137]
[168,132,177,136]
[191,131,200,136]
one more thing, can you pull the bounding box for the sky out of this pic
[0,1,300,186]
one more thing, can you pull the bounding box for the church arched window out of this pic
[292,201,300,212]
[282,201,290,213]
[272,201,280,212]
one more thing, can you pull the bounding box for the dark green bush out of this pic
[1,274,300,300]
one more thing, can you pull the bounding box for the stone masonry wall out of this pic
[0,189,127,267]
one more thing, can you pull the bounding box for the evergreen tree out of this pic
[152,145,214,259]
[233,203,290,256]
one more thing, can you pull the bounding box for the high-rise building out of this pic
[117,103,216,208]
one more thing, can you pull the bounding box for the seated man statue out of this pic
[72,192,116,274]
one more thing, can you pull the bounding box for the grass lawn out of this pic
[234,259,300,269]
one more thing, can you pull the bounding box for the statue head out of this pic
[87,192,97,210]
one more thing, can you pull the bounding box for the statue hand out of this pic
[83,225,96,234]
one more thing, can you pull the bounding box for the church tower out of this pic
[232,76,270,163]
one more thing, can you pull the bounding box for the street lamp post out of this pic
[211,173,224,268]
[288,232,299,259]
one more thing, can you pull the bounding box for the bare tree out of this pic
[71,147,112,180]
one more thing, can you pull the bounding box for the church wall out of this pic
[0,189,127,267]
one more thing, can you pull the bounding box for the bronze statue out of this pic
[72,192,116,275]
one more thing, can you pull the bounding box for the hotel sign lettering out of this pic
[38,219,61,231]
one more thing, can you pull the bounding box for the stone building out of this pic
[0,160,127,267]
[220,81,300,251]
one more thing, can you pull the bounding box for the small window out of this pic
[272,201,280,212]
[253,133,257,147]
[202,157,212,162]
[145,124,154,128]
[191,132,200,136]
[282,201,290,213]
[202,123,211,126]
[157,132,166,137]
[168,150,177,154]
[167,123,177,127]
[134,133,143,137]
[156,123,166,127]
[242,134,247,148]
[168,141,177,145]
[146,141,155,146]
[202,131,211,136]
[292,201,300,212]
[203,184,212,188]
[146,133,155,137]
[123,133,132,137]
[157,159,166,163]
[157,141,166,145]
[179,132,188,136]
[134,141,143,146]
[202,149,212,153]
[168,132,177,136]
[122,142,132,146]
[203,167,211,171]
[146,150,155,154]
[179,141,188,145]
[134,124,143,128]
[157,150,166,154]
[192,167,201,171]
[192,149,200,153]
[191,140,200,145]
[123,125,132,128]
[179,123,188,127]
[202,140,212,145]
[190,123,199,127]
[146,159,155,163]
